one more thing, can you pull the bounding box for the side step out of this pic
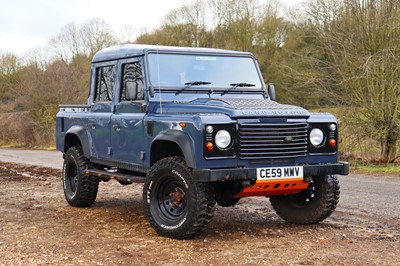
[85,169,145,184]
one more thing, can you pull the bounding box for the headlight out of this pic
[310,128,324,147]
[215,130,231,149]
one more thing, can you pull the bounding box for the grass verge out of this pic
[351,165,400,176]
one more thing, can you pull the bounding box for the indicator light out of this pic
[206,142,214,151]
[328,139,336,147]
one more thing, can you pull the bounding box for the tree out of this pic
[49,22,82,62]
[134,0,289,96]
[80,18,118,57]
[11,58,90,145]
[209,0,258,51]
[0,52,20,102]
[165,0,211,47]
[136,0,212,47]
[50,18,118,62]
[287,0,400,162]
[252,1,292,97]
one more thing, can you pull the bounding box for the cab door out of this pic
[88,62,116,159]
[110,58,146,165]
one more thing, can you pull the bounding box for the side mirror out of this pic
[125,81,138,100]
[267,83,276,101]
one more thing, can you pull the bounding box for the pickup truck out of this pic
[56,44,349,239]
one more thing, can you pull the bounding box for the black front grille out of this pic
[238,123,308,159]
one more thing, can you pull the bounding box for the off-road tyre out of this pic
[270,175,340,224]
[118,180,133,186]
[216,197,240,207]
[63,146,99,207]
[214,181,241,207]
[143,156,216,239]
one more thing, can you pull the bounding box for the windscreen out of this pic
[147,53,263,89]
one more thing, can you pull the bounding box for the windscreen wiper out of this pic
[176,81,211,95]
[222,82,255,95]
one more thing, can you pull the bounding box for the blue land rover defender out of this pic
[56,44,349,239]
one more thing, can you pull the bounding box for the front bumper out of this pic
[193,161,349,182]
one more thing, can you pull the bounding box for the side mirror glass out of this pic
[267,83,276,101]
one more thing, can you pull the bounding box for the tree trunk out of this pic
[380,127,399,163]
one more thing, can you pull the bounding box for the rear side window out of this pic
[94,65,115,102]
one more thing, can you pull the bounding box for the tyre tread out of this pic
[143,156,215,239]
[270,174,340,224]
[63,146,99,207]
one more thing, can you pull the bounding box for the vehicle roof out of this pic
[92,44,253,63]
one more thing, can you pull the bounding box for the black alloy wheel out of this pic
[143,156,215,239]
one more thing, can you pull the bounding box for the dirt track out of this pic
[0,161,399,265]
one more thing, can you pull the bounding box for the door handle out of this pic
[113,124,121,132]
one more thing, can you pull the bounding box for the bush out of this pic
[0,112,34,146]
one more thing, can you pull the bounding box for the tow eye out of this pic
[169,188,185,208]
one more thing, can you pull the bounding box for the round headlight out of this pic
[215,130,231,149]
[310,128,324,147]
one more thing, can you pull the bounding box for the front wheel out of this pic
[270,175,340,224]
[143,157,216,239]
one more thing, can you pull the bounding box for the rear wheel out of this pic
[143,157,215,239]
[63,146,99,207]
[270,175,340,224]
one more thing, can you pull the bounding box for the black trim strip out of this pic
[90,157,148,174]
[193,162,349,182]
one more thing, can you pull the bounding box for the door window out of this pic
[95,65,115,102]
[121,61,144,101]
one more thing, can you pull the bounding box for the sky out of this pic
[0,0,303,55]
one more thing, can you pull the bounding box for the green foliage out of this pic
[292,0,400,162]
[0,56,91,147]
[0,53,21,103]
[354,165,400,176]
[0,0,399,163]
[134,0,400,163]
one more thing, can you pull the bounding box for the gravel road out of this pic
[0,148,399,225]
[337,174,400,231]
[0,148,399,265]
[0,149,63,169]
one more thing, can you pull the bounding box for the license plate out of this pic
[257,166,303,180]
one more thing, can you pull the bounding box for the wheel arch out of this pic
[151,130,196,168]
[64,125,91,158]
